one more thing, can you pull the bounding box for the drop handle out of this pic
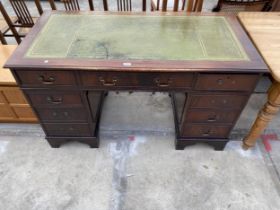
[217,79,223,85]
[38,75,55,84]
[46,96,63,104]
[99,77,117,86]
[207,114,217,122]
[202,129,212,137]
[154,78,172,87]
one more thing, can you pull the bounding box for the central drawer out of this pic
[80,71,194,89]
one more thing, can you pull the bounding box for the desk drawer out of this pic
[43,123,93,137]
[25,90,83,107]
[195,74,259,91]
[81,72,138,87]
[144,73,194,89]
[80,72,193,89]
[185,109,239,124]
[37,108,88,122]
[182,124,231,138]
[189,94,248,109]
[16,70,76,87]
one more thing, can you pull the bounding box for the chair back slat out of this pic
[142,0,146,11]
[10,0,34,26]
[48,0,57,10]
[104,0,145,11]
[187,0,203,12]
[34,0,43,15]
[117,0,132,11]
[62,0,80,11]
[19,0,33,22]
[173,0,179,11]
[153,0,203,12]
[103,0,108,10]
[88,0,94,10]
[0,1,21,43]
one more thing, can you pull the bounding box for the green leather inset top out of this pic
[25,14,249,61]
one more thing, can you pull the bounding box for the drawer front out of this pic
[43,123,93,137]
[16,70,76,86]
[182,124,231,138]
[143,73,194,89]
[195,74,259,91]
[81,72,194,89]
[185,109,239,124]
[189,94,248,109]
[37,108,88,122]
[25,91,83,107]
[81,72,138,87]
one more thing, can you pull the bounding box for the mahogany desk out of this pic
[5,12,267,150]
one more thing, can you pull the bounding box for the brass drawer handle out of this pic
[46,96,63,104]
[52,111,68,117]
[217,78,236,85]
[99,77,117,86]
[202,129,212,137]
[207,114,217,122]
[38,75,55,84]
[211,99,228,104]
[217,79,223,85]
[154,78,172,87]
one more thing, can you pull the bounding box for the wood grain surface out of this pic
[238,12,280,81]
[0,45,17,85]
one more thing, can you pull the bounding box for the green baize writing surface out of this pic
[26,14,248,61]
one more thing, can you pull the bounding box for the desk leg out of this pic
[243,82,280,149]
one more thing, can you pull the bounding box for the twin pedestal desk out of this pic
[5,12,267,150]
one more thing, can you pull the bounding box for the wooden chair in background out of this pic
[151,0,203,12]
[103,0,147,11]
[62,0,81,11]
[116,0,133,11]
[0,18,11,44]
[186,0,203,11]
[212,0,273,12]
[47,0,94,11]
[0,0,42,44]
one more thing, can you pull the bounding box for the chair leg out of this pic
[0,1,21,44]
[212,0,222,12]
[182,0,186,10]
[0,31,8,45]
